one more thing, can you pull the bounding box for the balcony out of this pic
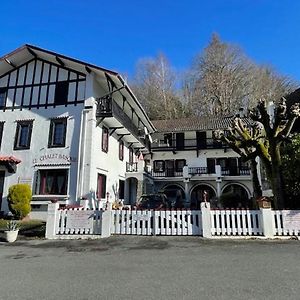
[221,166,251,176]
[151,138,228,151]
[188,166,250,176]
[151,170,183,178]
[96,96,140,141]
[126,162,138,172]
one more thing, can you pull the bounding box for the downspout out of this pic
[75,108,88,204]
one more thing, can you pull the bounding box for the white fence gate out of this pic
[111,209,202,236]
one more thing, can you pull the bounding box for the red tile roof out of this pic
[0,156,21,164]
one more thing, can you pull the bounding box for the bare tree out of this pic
[131,53,187,120]
[185,33,296,117]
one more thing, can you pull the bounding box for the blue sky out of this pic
[1,0,299,81]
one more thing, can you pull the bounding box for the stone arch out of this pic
[221,183,251,208]
[190,183,217,209]
[161,184,185,208]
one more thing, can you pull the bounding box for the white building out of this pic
[126,116,257,209]
[0,45,155,219]
[0,45,258,220]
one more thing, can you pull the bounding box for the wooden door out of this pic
[165,160,175,177]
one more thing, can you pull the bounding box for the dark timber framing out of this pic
[0,57,86,111]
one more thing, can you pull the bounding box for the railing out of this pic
[188,167,209,175]
[151,138,228,150]
[96,97,142,145]
[221,166,251,176]
[96,95,112,117]
[151,170,183,177]
[188,166,250,176]
[126,162,138,172]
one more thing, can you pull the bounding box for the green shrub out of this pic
[7,184,32,219]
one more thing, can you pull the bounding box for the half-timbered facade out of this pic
[0,45,154,219]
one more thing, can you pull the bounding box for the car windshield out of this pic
[137,195,166,209]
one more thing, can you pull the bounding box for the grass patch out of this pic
[0,219,46,239]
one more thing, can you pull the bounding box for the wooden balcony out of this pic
[96,96,140,140]
[151,138,228,151]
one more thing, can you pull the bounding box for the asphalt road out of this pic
[0,236,300,300]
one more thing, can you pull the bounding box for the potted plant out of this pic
[4,220,20,243]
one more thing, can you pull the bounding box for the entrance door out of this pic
[0,171,4,211]
[165,160,175,177]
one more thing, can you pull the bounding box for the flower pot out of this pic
[4,230,19,243]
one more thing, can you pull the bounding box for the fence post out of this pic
[45,202,59,239]
[101,208,112,238]
[201,202,211,238]
[260,208,275,238]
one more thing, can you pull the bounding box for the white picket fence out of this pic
[46,203,300,239]
[55,208,103,235]
[111,209,202,236]
[210,209,263,236]
[273,210,300,236]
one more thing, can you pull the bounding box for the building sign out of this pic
[33,153,77,164]
[282,211,300,230]
[66,210,94,230]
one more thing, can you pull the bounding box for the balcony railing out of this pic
[151,138,228,151]
[188,166,250,176]
[96,96,141,142]
[126,162,138,172]
[188,167,209,175]
[151,170,183,178]
[221,166,251,176]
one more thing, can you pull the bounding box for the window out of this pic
[54,81,69,105]
[207,158,216,174]
[97,173,107,199]
[0,87,7,108]
[176,132,184,150]
[102,127,109,152]
[48,118,67,148]
[163,133,173,146]
[14,121,33,150]
[119,141,124,161]
[129,148,134,165]
[119,180,125,200]
[39,169,68,195]
[196,131,207,149]
[153,160,165,172]
[0,122,3,149]
[175,159,186,172]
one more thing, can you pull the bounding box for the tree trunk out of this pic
[269,144,286,209]
[270,165,286,209]
[250,159,262,199]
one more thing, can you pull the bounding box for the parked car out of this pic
[136,193,169,210]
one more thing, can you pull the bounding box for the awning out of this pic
[0,156,21,173]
